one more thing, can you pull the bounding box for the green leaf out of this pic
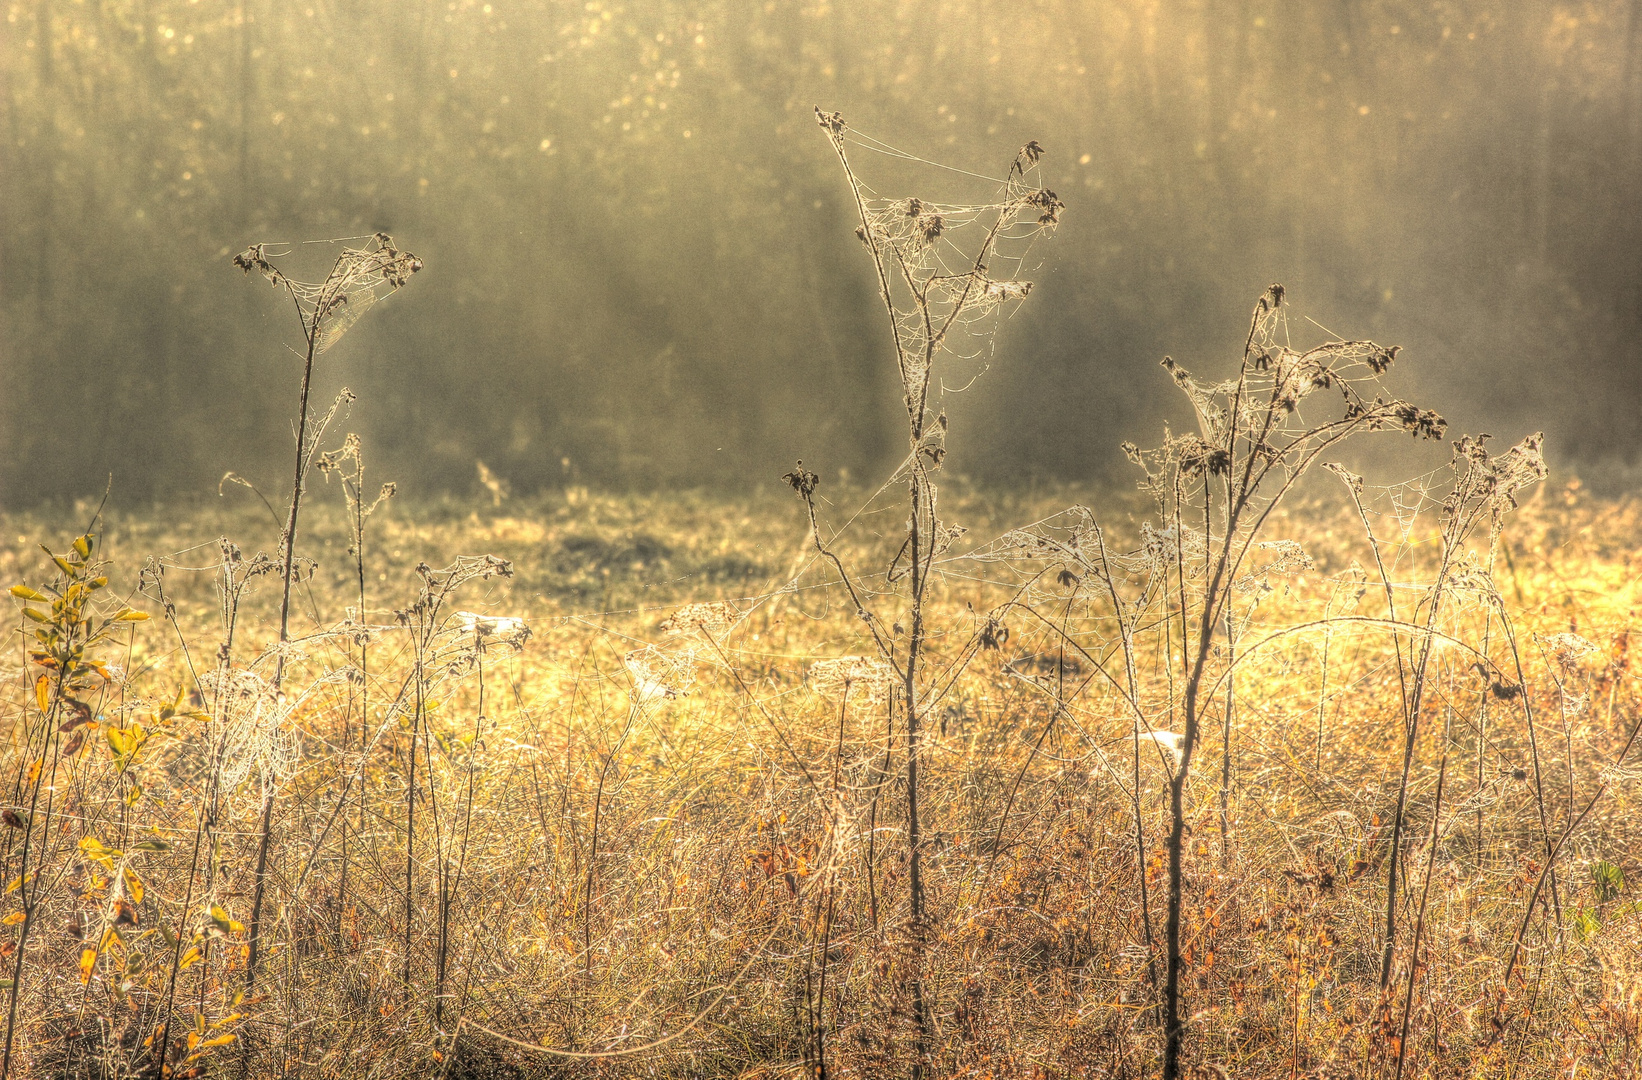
[131,838,171,853]
[21,607,47,623]
[9,586,49,602]
[72,535,92,560]
[1592,859,1625,903]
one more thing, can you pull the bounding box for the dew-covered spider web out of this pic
[817,110,1063,410]
[234,232,422,355]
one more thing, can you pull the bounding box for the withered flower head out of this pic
[1027,188,1064,224]
[814,107,846,136]
[1366,345,1400,374]
[782,461,819,499]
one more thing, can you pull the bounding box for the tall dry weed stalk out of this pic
[808,106,1061,1074]
[231,233,420,988]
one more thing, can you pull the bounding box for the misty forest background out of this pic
[4,0,1642,505]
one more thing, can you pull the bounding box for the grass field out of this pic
[1,467,1639,1079]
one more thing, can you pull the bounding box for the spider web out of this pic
[234,232,422,354]
[822,112,1063,406]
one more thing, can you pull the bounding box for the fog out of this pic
[4,1,1640,505]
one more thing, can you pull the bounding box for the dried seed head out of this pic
[814,107,846,136]
[782,460,820,499]
[1366,345,1400,374]
[1027,188,1064,224]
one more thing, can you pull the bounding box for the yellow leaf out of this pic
[25,760,40,787]
[178,947,201,970]
[106,727,131,758]
[186,1031,200,1051]
[200,1034,236,1049]
[79,837,116,870]
[123,867,144,905]
[9,585,48,601]
[79,948,96,985]
[34,675,50,716]
[1,912,25,926]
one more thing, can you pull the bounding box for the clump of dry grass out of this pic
[2,133,1640,1080]
[2,473,1641,1078]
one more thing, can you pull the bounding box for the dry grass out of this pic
[2,120,1639,1080]
[0,472,1638,1079]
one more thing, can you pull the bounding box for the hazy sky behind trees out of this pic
[4,1,1640,504]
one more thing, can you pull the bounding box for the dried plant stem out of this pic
[0,663,65,1080]
[246,297,319,992]
[1337,480,1420,994]
[404,634,424,990]
[584,702,637,984]
[806,689,850,1080]
[1394,751,1448,1080]
[864,696,893,936]
[1163,476,1215,1080]
[1219,604,1235,853]
[901,470,932,1074]
[1497,611,1562,923]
